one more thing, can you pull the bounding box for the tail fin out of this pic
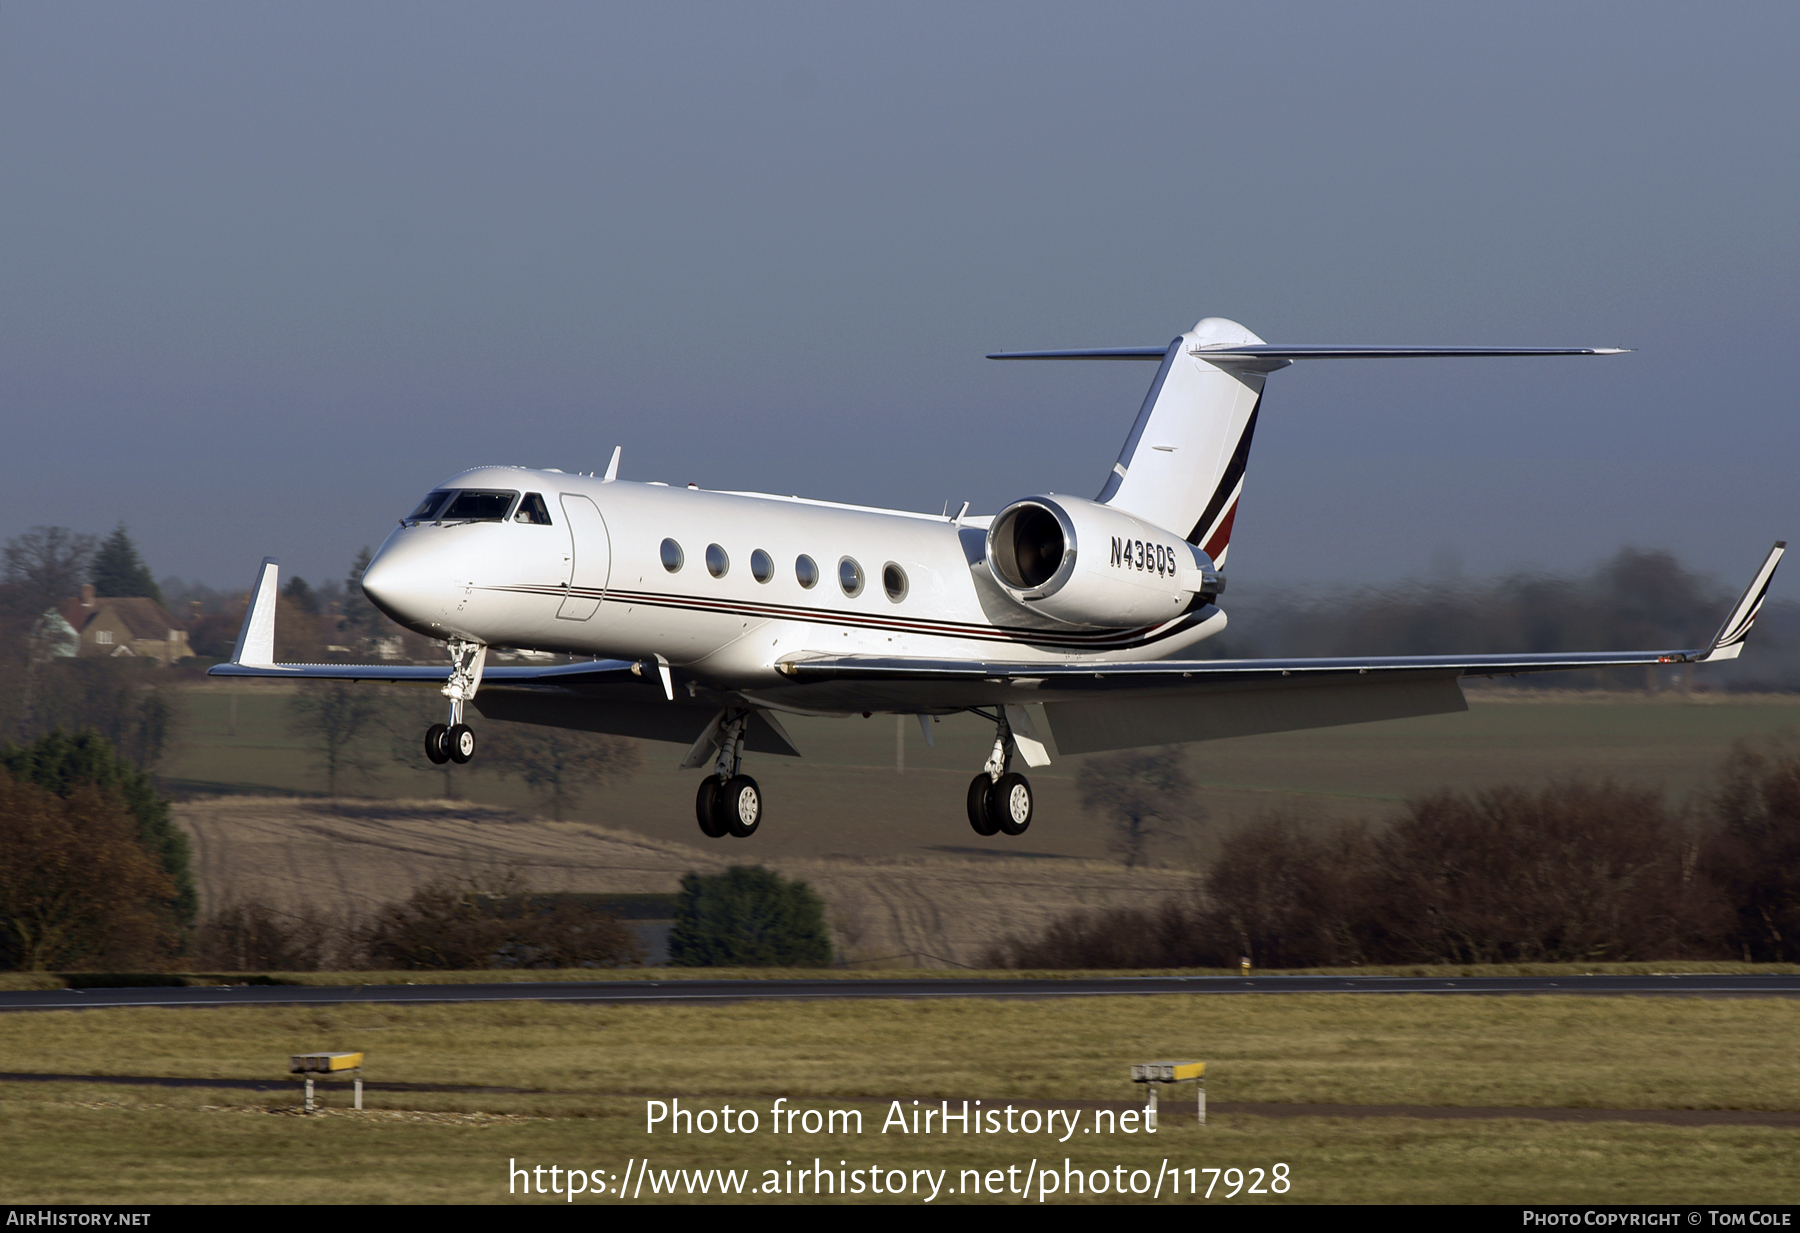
[1096,318,1268,566]
[987,318,1628,568]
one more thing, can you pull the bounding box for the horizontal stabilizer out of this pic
[209,657,645,685]
[988,345,1629,361]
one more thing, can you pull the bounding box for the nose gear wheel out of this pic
[991,772,1033,835]
[696,778,729,838]
[724,775,762,838]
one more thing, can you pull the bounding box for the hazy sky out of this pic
[4,3,1797,599]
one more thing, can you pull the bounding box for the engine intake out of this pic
[986,496,1220,628]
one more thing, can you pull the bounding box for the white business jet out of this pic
[211,317,1785,841]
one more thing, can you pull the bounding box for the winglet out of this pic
[230,558,281,667]
[603,446,621,483]
[1695,542,1786,662]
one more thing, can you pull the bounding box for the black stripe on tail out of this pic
[1186,402,1261,549]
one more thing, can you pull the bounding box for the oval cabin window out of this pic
[839,557,864,597]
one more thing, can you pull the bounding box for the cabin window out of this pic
[440,489,518,522]
[706,544,729,578]
[661,538,684,572]
[751,549,774,583]
[514,493,553,525]
[405,490,452,522]
[795,555,819,589]
[883,562,908,603]
[839,557,864,597]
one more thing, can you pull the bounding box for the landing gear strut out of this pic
[966,709,1033,837]
[424,640,485,765]
[695,709,761,839]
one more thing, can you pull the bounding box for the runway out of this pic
[4,972,1799,1012]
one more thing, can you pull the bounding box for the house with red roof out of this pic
[57,585,192,666]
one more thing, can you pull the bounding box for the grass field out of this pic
[2,994,1796,1204]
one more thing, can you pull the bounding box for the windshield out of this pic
[406,491,452,521]
[405,489,519,524]
[440,489,519,521]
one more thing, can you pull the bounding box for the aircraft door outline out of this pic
[556,493,610,621]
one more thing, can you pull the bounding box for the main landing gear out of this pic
[424,639,485,766]
[966,709,1033,837]
[695,709,762,839]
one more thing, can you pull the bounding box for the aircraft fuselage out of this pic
[360,464,1225,695]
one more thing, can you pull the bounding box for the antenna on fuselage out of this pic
[603,446,621,483]
[953,500,970,526]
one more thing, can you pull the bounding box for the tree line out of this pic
[988,742,1800,969]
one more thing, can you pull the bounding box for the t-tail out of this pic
[989,319,1630,569]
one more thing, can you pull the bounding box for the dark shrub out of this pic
[0,767,178,970]
[1204,816,1375,967]
[668,866,833,967]
[1,729,195,928]
[1363,782,1726,963]
[1703,745,1800,961]
[363,869,644,969]
[192,899,336,971]
[982,900,1222,969]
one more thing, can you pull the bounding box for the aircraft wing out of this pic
[767,542,1785,754]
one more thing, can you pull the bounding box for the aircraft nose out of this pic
[360,537,445,624]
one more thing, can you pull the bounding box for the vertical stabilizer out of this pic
[1097,318,1269,566]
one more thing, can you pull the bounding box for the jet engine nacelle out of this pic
[985,495,1222,628]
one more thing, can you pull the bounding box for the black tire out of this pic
[695,778,729,838]
[447,723,476,764]
[967,774,999,836]
[992,772,1033,836]
[724,775,762,838]
[424,724,450,765]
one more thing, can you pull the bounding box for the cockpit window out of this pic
[406,491,452,522]
[440,490,519,522]
[514,493,553,525]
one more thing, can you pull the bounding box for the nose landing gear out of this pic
[966,709,1033,837]
[694,710,762,838]
[424,640,485,766]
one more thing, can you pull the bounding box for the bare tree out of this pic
[3,526,97,617]
[288,681,387,796]
[477,722,642,820]
[1078,747,1197,868]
